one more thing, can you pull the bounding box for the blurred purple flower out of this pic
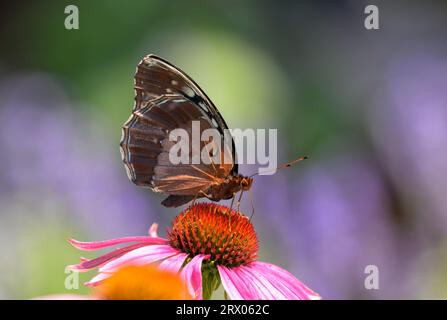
[0,73,155,237]
[251,154,408,299]
[369,53,447,238]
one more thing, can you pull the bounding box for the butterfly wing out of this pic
[133,54,237,173]
[120,55,236,206]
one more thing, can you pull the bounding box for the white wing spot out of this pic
[124,165,135,180]
[183,86,195,98]
[199,102,209,112]
[172,98,187,103]
[171,80,178,86]
[119,146,126,161]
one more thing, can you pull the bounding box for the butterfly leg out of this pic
[191,192,200,207]
[236,190,244,214]
[198,190,213,201]
[226,195,237,229]
[248,188,255,221]
[186,189,209,214]
[229,194,236,212]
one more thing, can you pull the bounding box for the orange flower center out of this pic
[167,203,258,267]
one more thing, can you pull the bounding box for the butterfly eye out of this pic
[240,179,251,191]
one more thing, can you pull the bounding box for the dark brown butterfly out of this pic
[119,54,254,207]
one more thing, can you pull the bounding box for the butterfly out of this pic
[120,54,255,208]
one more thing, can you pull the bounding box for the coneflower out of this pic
[68,203,320,300]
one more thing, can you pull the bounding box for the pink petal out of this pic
[149,223,159,237]
[99,245,181,273]
[86,252,188,287]
[67,242,150,272]
[158,252,189,274]
[68,236,167,251]
[217,265,251,299]
[218,262,321,300]
[250,262,321,300]
[179,254,209,300]
[85,272,113,287]
[235,267,279,299]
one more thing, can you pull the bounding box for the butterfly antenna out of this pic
[249,156,309,178]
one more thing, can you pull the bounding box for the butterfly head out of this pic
[240,176,253,191]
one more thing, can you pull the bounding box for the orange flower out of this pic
[95,265,191,300]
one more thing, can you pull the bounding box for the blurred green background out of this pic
[1,0,447,299]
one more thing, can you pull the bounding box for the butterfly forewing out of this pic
[134,55,233,135]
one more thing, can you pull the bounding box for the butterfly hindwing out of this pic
[161,195,196,207]
[121,94,234,205]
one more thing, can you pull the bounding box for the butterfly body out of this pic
[204,174,253,201]
[120,54,249,208]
